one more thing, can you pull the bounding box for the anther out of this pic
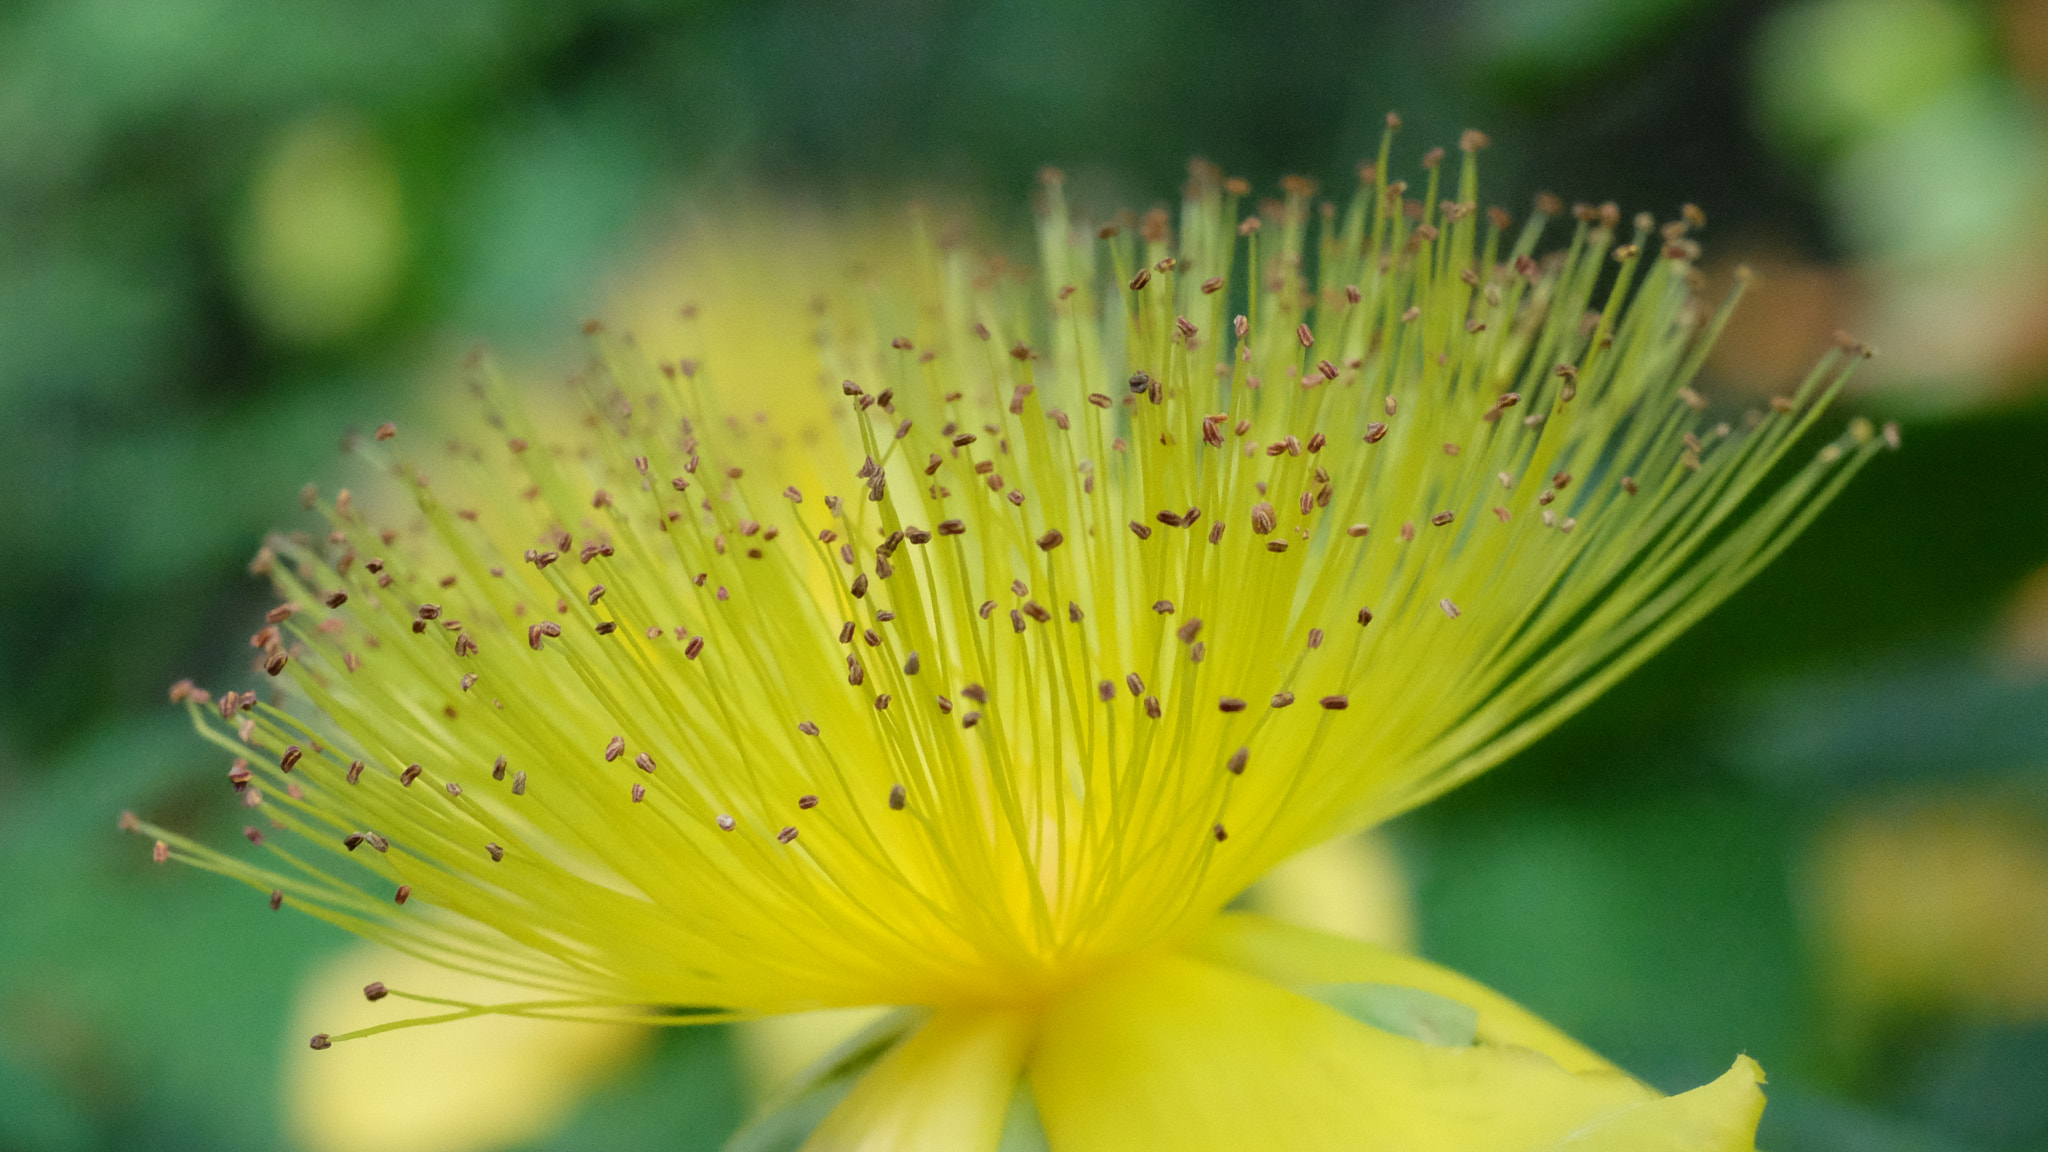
[269,890,283,911]
[394,885,411,904]
[1432,511,1455,527]
[1271,691,1295,708]
[605,736,625,762]
[1213,823,1229,842]
[400,764,423,786]
[889,784,907,810]
[635,753,656,774]
[1308,628,1324,648]
[1441,599,1462,619]
[347,760,364,784]
[632,783,646,803]
[1126,673,1144,696]
[486,842,504,861]
[1219,697,1246,713]
[280,745,303,771]
[1319,695,1349,710]
[1227,747,1249,774]
[310,1034,332,1050]
[717,815,736,831]
[364,981,389,1002]
[778,826,800,844]
[1144,695,1162,719]
[511,771,527,795]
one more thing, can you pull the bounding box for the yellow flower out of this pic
[134,127,1890,1150]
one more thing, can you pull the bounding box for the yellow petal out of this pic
[285,943,648,1152]
[1546,1056,1765,1151]
[1194,912,1612,1074]
[1029,951,1750,1152]
[802,1008,1033,1152]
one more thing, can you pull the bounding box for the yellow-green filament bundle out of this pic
[137,133,1888,1041]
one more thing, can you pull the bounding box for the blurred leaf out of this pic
[522,1025,747,1152]
[1752,0,1987,160]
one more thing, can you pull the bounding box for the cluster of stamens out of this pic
[129,124,1890,1042]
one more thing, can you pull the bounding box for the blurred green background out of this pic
[4,0,2048,1149]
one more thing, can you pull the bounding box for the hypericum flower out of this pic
[132,126,1894,1151]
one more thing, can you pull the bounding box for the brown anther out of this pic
[1319,695,1349,710]
[685,636,704,660]
[1431,511,1455,527]
[1441,598,1462,619]
[512,771,526,795]
[486,842,504,861]
[1143,696,1162,719]
[347,760,364,784]
[374,422,397,441]
[324,591,348,609]
[1037,529,1065,551]
[394,885,411,904]
[1213,823,1229,842]
[400,763,422,786]
[310,1034,332,1050]
[1266,540,1289,553]
[937,519,965,536]
[1218,696,1246,713]
[280,745,303,772]
[1364,422,1388,444]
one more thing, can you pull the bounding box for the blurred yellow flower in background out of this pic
[285,945,647,1152]
[1809,797,2048,1023]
